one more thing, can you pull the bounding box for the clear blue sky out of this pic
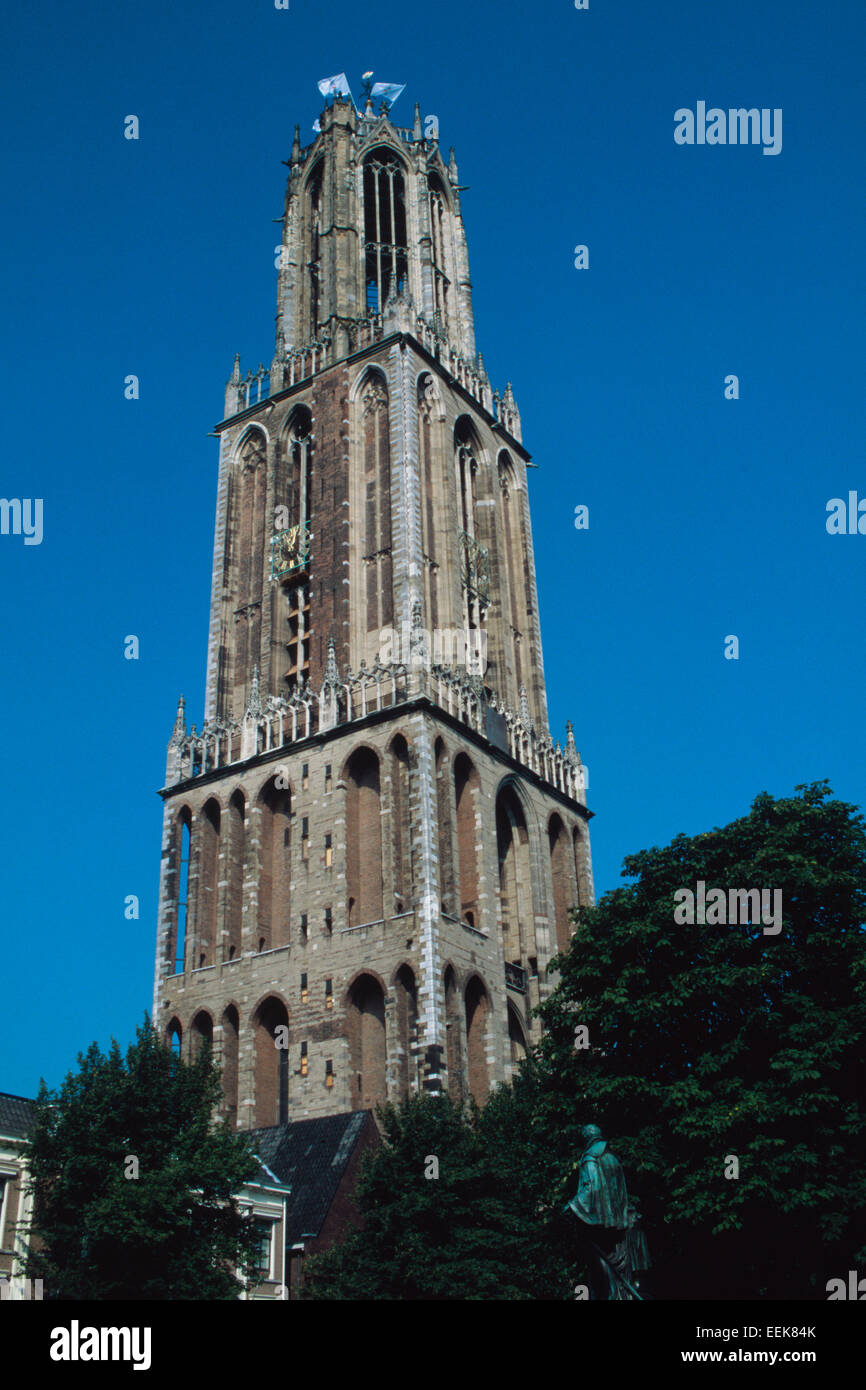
[1,0,863,1097]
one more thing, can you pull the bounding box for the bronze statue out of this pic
[563,1124,649,1300]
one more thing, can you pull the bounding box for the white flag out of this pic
[317,72,352,100]
[370,81,405,108]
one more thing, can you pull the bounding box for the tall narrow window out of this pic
[454,419,488,642]
[345,747,383,926]
[175,814,191,974]
[307,159,324,334]
[428,174,451,336]
[363,150,408,312]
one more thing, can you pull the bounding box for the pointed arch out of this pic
[252,995,290,1126]
[170,807,192,974]
[444,964,463,1103]
[196,799,221,968]
[231,425,268,715]
[221,1004,240,1130]
[465,975,491,1105]
[507,1003,528,1068]
[389,734,412,913]
[454,752,480,927]
[190,1009,214,1061]
[434,738,455,914]
[362,147,408,312]
[496,781,533,963]
[225,790,245,960]
[393,964,418,1099]
[548,813,574,956]
[257,776,292,951]
[346,972,387,1109]
[418,373,446,632]
[345,746,383,926]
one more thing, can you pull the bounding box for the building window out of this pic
[300,913,308,942]
[363,150,408,312]
[0,1175,8,1249]
[324,834,333,868]
[300,972,308,1003]
[302,763,309,789]
[325,978,333,1009]
[300,1042,308,1077]
[253,1219,273,1279]
[324,764,332,793]
[175,816,191,974]
[301,817,309,860]
[325,1059,335,1088]
[324,907,332,935]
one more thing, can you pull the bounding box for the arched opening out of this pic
[363,149,407,311]
[497,450,524,696]
[253,996,290,1127]
[345,747,383,926]
[496,784,533,964]
[167,1018,182,1057]
[427,173,451,335]
[276,407,313,694]
[190,1010,214,1061]
[221,1005,240,1130]
[549,814,574,956]
[572,827,587,910]
[434,739,454,914]
[346,974,387,1109]
[233,428,267,713]
[389,735,411,912]
[418,374,442,631]
[465,977,490,1105]
[454,418,488,640]
[444,965,463,1102]
[507,1004,527,1068]
[394,965,418,1099]
[174,809,191,974]
[306,160,323,332]
[258,778,292,950]
[357,369,393,641]
[454,753,480,926]
[225,791,245,960]
[197,799,220,968]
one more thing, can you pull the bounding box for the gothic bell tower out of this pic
[152,89,594,1130]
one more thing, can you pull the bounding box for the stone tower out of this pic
[152,91,593,1129]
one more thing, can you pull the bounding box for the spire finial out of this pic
[291,123,301,163]
[413,102,423,140]
[170,695,187,744]
[324,634,339,687]
[448,147,458,181]
[519,684,533,732]
[248,665,263,717]
[230,353,241,384]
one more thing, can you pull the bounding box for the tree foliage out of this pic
[307,782,866,1300]
[532,780,866,1298]
[24,1018,262,1300]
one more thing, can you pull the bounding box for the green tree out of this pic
[531,781,866,1299]
[304,1092,561,1299]
[24,1018,262,1300]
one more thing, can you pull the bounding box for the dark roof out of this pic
[248,1111,371,1244]
[0,1093,36,1139]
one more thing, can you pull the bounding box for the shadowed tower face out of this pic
[152,88,593,1127]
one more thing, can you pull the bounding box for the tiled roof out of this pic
[0,1092,36,1139]
[248,1111,371,1245]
